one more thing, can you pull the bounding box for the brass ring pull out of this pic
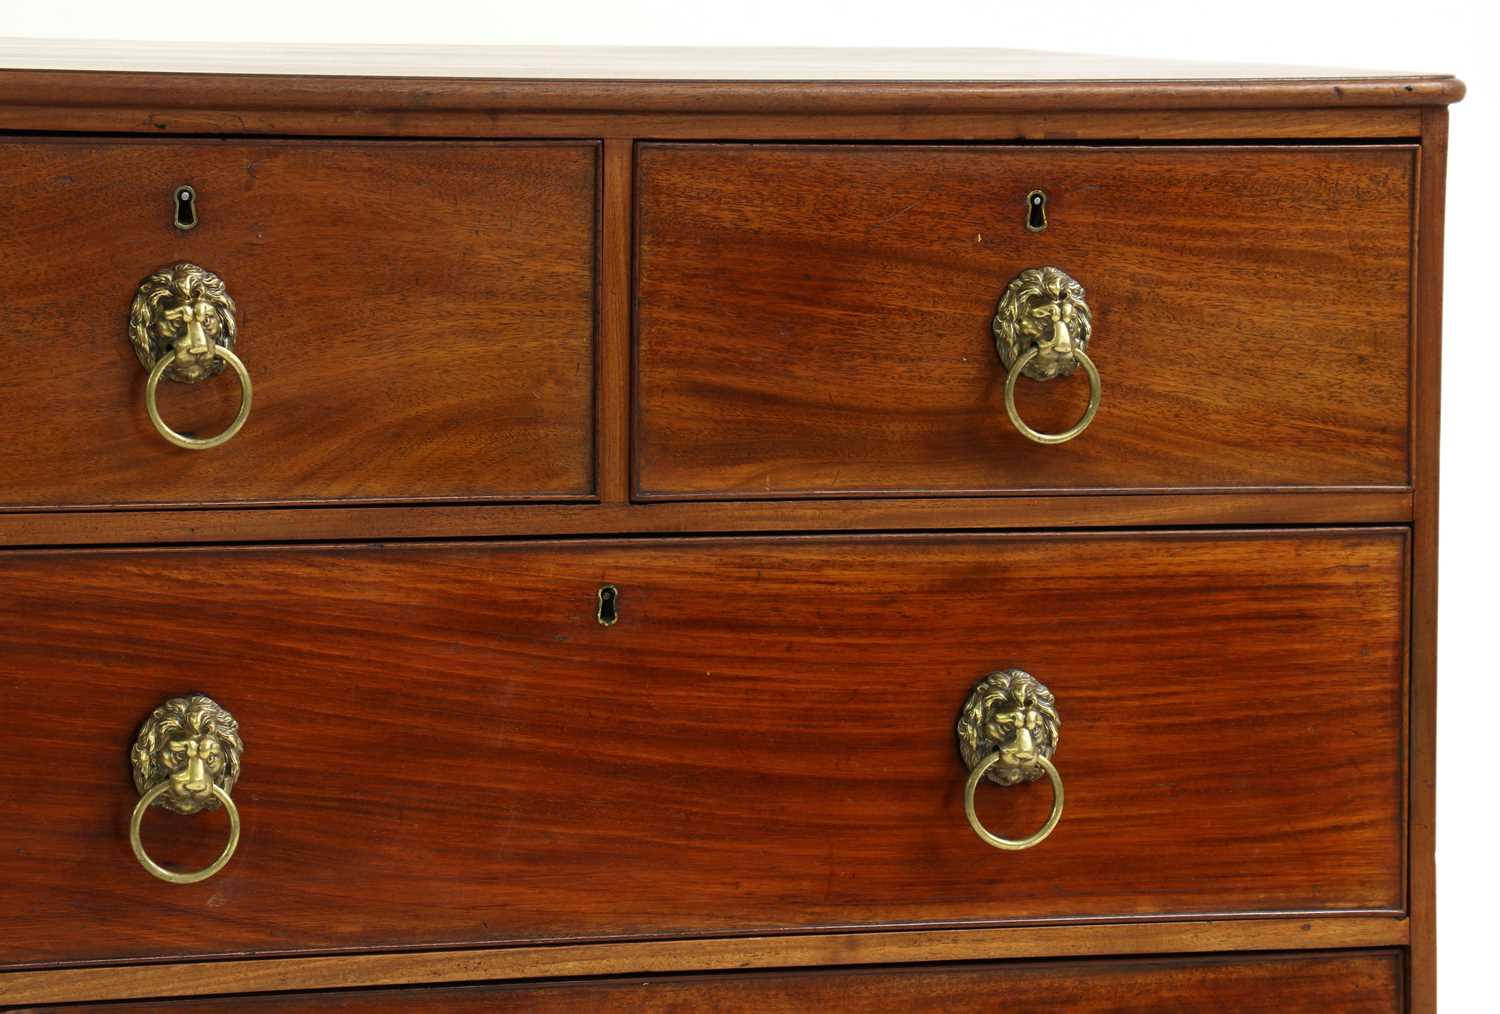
[129,781,241,884]
[993,266,1100,446]
[956,668,1064,852]
[129,262,251,451]
[128,694,245,884]
[145,345,253,451]
[1003,346,1100,446]
[964,751,1064,850]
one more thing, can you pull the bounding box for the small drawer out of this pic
[0,139,598,509]
[57,952,1405,1011]
[0,530,1403,967]
[635,143,1415,499]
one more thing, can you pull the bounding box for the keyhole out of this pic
[597,585,619,626]
[1026,189,1048,232]
[174,185,198,231]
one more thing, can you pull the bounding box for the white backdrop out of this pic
[4,0,1493,1004]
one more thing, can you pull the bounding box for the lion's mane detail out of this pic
[956,669,1061,786]
[992,266,1092,381]
[128,262,238,382]
[130,694,244,813]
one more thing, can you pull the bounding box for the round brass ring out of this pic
[963,753,1064,851]
[1003,347,1100,446]
[129,782,241,884]
[144,346,253,450]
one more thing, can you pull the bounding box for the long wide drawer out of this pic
[0,139,598,510]
[635,143,1415,499]
[0,530,1405,966]
[46,951,1405,1012]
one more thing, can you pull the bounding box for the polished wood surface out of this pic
[636,144,1414,499]
[44,952,1403,1013]
[0,47,1454,1008]
[0,531,1403,968]
[0,918,1408,1005]
[0,104,1428,142]
[0,43,1458,140]
[0,491,1413,547]
[0,139,597,510]
[597,140,633,504]
[1408,106,1449,1014]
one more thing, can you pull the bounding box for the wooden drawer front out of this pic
[0,531,1403,966]
[0,140,597,509]
[635,144,1414,499]
[56,951,1405,1012]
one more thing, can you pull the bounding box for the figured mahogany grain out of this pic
[0,139,597,510]
[0,530,1403,968]
[0,919,1409,1005]
[0,490,1414,547]
[636,144,1415,499]
[1408,107,1449,1014]
[43,951,1403,1013]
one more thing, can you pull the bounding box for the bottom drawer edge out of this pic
[0,917,1409,1007]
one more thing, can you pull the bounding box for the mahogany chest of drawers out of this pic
[0,43,1462,1012]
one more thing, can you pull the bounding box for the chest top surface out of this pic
[0,40,1463,112]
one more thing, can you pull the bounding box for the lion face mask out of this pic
[130,694,244,814]
[956,669,1061,786]
[128,262,239,383]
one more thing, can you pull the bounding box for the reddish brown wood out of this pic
[0,139,597,510]
[0,106,1428,142]
[0,490,1414,548]
[0,58,1463,114]
[0,47,1456,1008]
[0,531,1403,968]
[597,140,633,504]
[1408,106,1448,1014]
[49,951,1404,1013]
[0,918,1409,1005]
[636,144,1415,500]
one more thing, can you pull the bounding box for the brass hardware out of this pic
[1025,189,1048,232]
[597,584,619,626]
[129,262,252,450]
[128,694,244,884]
[956,669,1064,851]
[992,266,1101,445]
[173,185,198,231]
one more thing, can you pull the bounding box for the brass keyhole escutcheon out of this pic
[173,185,198,231]
[1025,189,1048,232]
[597,585,620,626]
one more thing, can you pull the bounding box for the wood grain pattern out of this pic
[30,951,1404,1013]
[0,531,1403,968]
[0,56,1453,1007]
[0,105,1428,142]
[0,61,1462,116]
[0,139,597,510]
[0,490,1414,548]
[596,140,633,504]
[636,144,1415,500]
[0,918,1409,1005]
[1408,106,1449,1014]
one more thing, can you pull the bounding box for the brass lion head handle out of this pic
[992,267,1101,445]
[128,263,252,450]
[956,669,1064,851]
[128,694,244,884]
